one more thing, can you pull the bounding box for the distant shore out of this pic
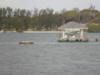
[0,30,100,33]
[0,30,60,33]
[24,31,60,33]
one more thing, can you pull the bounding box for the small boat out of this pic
[19,41,34,44]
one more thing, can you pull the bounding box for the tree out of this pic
[80,9,98,23]
[62,10,80,22]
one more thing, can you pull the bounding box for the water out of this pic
[0,32,100,75]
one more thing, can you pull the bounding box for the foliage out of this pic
[87,23,100,32]
[0,7,100,32]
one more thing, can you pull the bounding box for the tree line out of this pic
[0,7,100,32]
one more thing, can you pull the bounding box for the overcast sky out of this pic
[0,0,99,11]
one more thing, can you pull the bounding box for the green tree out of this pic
[62,9,80,22]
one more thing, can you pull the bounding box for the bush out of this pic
[87,23,100,32]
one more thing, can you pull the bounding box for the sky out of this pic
[0,0,99,11]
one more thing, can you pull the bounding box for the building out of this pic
[58,21,88,42]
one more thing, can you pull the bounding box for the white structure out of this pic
[58,21,88,41]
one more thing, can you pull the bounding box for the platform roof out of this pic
[59,21,88,30]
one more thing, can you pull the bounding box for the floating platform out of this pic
[19,41,34,44]
[58,39,89,42]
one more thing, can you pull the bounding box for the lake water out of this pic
[0,32,100,75]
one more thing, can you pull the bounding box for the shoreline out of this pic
[0,30,60,33]
[23,31,60,33]
[0,30,100,33]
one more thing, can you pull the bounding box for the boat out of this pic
[19,41,34,44]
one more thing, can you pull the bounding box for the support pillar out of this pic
[80,29,84,40]
[62,31,65,39]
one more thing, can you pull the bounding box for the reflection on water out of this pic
[0,32,100,75]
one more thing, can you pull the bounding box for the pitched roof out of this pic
[59,21,88,30]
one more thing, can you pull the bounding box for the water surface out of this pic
[0,32,100,75]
